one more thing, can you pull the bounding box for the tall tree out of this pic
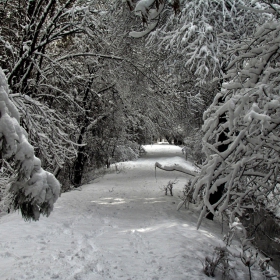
[0,0,116,173]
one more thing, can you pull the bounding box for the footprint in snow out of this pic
[103,217,110,224]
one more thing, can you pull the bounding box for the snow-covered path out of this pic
[0,145,264,279]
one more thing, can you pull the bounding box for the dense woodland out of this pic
[0,0,279,246]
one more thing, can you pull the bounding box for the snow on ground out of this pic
[0,145,270,279]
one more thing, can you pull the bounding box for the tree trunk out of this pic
[72,68,96,187]
[72,126,87,187]
[206,108,228,220]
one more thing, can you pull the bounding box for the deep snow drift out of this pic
[0,145,276,279]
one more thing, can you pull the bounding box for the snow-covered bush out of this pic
[203,245,232,278]
[0,68,60,221]
[204,216,278,279]
[163,179,177,196]
[191,20,280,227]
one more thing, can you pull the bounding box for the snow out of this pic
[0,67,61,220]
[129,21,158,38]
[134,0,154,15]
[0,145,273,279]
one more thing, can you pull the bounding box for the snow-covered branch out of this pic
[192,20,280,227]
[0,68,61,221]
[145,0,267,85]
[155,162,198,177]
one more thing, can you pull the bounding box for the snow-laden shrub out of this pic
[204,216,278,279]
[0,68,61,221]
[191,21,280,228]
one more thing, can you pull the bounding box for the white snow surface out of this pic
[0,145,269,279]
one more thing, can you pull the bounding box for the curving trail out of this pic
[0,145,263,280]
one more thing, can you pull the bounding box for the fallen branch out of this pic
[155,162,199,177]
